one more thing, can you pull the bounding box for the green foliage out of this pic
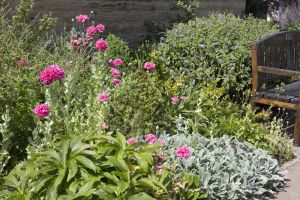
[151,13,278,93]
[107,70,165,135]
[182,83,294,163]
[162,133,285,199]
[0,133,170,199]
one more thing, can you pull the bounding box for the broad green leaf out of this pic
[75,155,96,172]
[116,132,127,150]
[137,178,157,190]
[67,159,78,182]
[128,192,156,200]
[106,156,129,172]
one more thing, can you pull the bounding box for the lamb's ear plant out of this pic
[161,131,285,200]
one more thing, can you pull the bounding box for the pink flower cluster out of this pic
[95,39,108,52]
[101,123,109,129]
[40,64,65,85]
[33,103,50,118]
[144,62,156,71]
[127,137,138,145]
[86,24,106,36]
[76,14,89,23]
[170,96,187,105]
[111,68,121,78]
[176,146,191,159]
[16,59,29,70]
[86,26,97,36]
[108,58,124,86]
[96,24,105,33]
[70,37,94,49]
[97,92,109,102]
[126,133,165,146]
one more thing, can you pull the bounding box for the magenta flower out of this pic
[33,103,50,118]
[127,137,138,145]
[76,14,89,23]
[144,62,156,70]
[112,78,122,86]
[176,146,191,159]
[86,26,97,36]
[171,97,179,105]
[155,164,164,170]
[16,59,29,70]
[40,64,65,85]
[180,96,187,100]
[112,58,123,67]
[95,39,108,52]
[97,92,109,102]
[101,123,109,129]
[96,24,105,33]
[111,68,121,78]
[70,39,80,46]
[157,138,166,145]
[145,133,157,144]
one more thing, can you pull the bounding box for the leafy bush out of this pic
[107,70,166,135]
[151,13,278,93]
[162,133,285,199]
[182,83,294,163]
[0,132,207,200]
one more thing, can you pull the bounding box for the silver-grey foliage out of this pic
[162,133,285,199]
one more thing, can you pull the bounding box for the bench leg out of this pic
[294,107,300,146]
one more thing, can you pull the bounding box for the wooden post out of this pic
[294,92,300,146]
[251,43,259,108]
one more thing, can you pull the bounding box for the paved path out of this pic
[275,147,300,200]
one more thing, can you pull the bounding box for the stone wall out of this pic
[28,0,246,46]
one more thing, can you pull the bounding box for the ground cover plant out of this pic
[0,0,296,199]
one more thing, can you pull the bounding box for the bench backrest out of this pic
[252,31,300,90]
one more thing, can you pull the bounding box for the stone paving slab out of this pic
[275,147,300,200]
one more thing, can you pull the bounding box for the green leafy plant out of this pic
[162,132,285,199]
[0,133,170,199]
[182,83,294,163]
[151,13,278,94]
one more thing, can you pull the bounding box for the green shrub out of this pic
[151,13,278,93]
[162,133,285,199]
[107,70,166,135]
[182,83,294,163]
[0,133,166,199]
[0,132,207,199]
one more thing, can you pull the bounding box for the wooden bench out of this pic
[251,31,300,146]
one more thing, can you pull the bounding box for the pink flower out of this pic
[144,62,156,70]
[155,164,164,170]
[145,133,157,144]
[70,39,80,46]
[95,39,108,52]
[39,64,65,85]
[112,58,123,67]
[127,137,138,145]
[111,68,121,78]
[101,123,109,129]
[176,146,191,159]
[97,92,109,102]
[33,103,50,118]
[180,96,187,100]
[171,97,179,105]
[157,138,166,145]
[16,59,29,70]
[96,24,105,33]
[86,26,97,36]
[112,78,122,86]
[17,59,29,67]
[76,14,89,23]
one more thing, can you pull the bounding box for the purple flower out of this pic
[33,103,50,118]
